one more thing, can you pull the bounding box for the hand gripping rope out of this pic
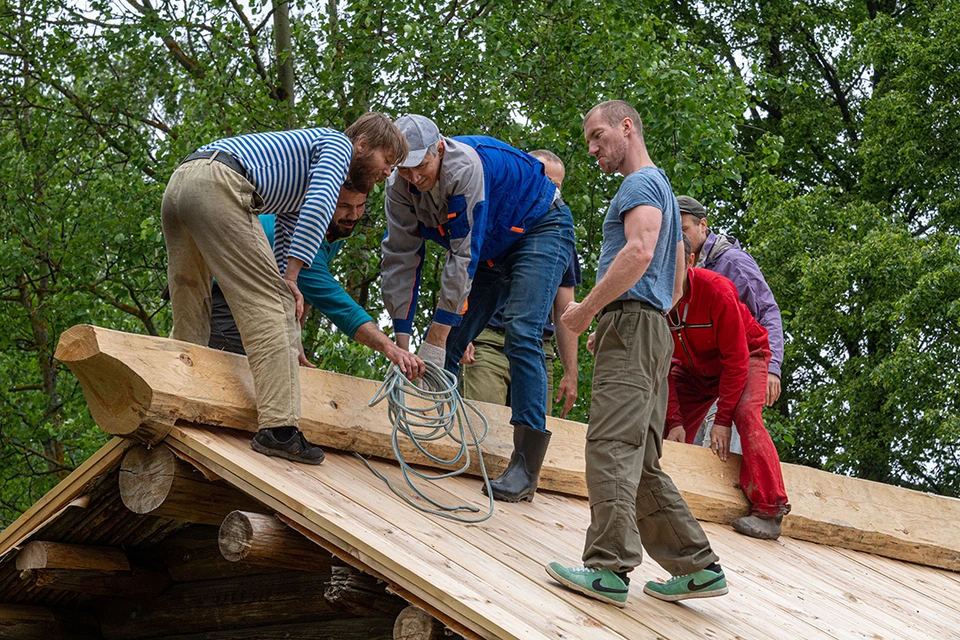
[360,362,495,523]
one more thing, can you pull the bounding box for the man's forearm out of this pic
[553,288,579,376]
[353,322,395,356]
[580,241,653,316]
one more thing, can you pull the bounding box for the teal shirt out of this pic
[260,214,373,339]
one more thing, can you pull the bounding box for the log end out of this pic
[218,511,254,563]
[14,542,48,571]
[119,446,178,515]
[54,324,100,363]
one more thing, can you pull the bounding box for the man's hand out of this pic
[666,425,686,443]
[711,425,732,462]
[554,374,578,418]
[765,373,781,406]
[586,332,596,356]
[298,342,317,369]
[395,333,411,351]
[386,344,426,380]
[560,301,593,336]
[299,303,312,329]
[283,277,305,323]
[284,257,307,323]
[417,341,446,368]
[462,342,476,365]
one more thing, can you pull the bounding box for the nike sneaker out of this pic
[545,562,629,607]
[643,565,728,602]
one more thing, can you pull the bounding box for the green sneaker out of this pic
[643,566,728,602]
[545,562,629,608]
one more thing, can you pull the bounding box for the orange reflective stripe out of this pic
[438,226,445,237]
[510,226,524,233]
[447,213,457,219]
[486,260,495,267]
[461,299,469,313]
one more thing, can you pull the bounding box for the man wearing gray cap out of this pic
[381,114,575,503]
[676,195,784,407]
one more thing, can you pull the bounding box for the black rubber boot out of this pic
[482,424,552,503]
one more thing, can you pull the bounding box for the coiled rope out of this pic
[360,361,495,523]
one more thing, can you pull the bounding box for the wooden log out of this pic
[97,570,340,640]
[154,525,285,582]
[159,619,395,640]
[16,541,130,572]
[218,510,332,572]
[20,567,172,599]
[57,325,960,571]
[393,606,445,640]
[0,604,99,640]
[324,564,408,618]
[119,444,264,525]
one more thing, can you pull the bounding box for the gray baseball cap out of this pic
[394,114,441,168]
[676,195,707,219]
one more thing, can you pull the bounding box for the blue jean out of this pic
[443,204,575,431]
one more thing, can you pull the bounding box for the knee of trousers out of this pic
[635,476,685,520]
[585,439,643,509]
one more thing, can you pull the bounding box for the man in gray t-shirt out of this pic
[545,100,726,608]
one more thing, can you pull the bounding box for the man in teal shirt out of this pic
[209,183,424,379]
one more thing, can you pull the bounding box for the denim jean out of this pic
[443,204,575,432]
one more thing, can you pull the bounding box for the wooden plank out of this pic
[702,522,960,639]
[0,437,132,558]
[16,541,130,571]
[832,547,960,615]
[55,325,960,571]
[166,426,629,640]
[313,451,733,640]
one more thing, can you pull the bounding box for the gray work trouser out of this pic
[582,303,718,576]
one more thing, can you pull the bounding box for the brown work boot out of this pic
[732,514,783,540]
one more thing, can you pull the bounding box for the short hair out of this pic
[529,149,563,167]
[682,233,693,264]
[344,112,409,164]
[583,100,643,135]
[340,179,365,194]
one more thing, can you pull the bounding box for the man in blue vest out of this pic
[381,115,575,503]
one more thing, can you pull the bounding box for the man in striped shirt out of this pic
[162,113,407,465]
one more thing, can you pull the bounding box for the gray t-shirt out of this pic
[595,167,681,312]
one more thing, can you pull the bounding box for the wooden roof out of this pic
[3,324,959,638]
[2,424,959,638]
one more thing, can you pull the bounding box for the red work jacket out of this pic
[667,268,770,428]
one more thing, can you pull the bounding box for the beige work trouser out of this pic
[582,303,718,576]
[161,158,301,430]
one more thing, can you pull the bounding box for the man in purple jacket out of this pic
[677,196,784,406]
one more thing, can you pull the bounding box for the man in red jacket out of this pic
[666,235,791,539]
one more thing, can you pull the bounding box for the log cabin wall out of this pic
[0,454,451,640]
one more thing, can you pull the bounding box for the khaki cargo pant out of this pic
[583,303,718,576]
[460,327,557,416]
[161,158,301,430]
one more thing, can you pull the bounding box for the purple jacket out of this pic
[697,232,784,377]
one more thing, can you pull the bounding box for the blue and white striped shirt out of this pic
[200,128,353,273]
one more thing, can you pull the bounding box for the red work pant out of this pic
[670,350,790,518]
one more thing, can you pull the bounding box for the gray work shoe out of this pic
[732,514,782,540]
[251,428,325,465]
